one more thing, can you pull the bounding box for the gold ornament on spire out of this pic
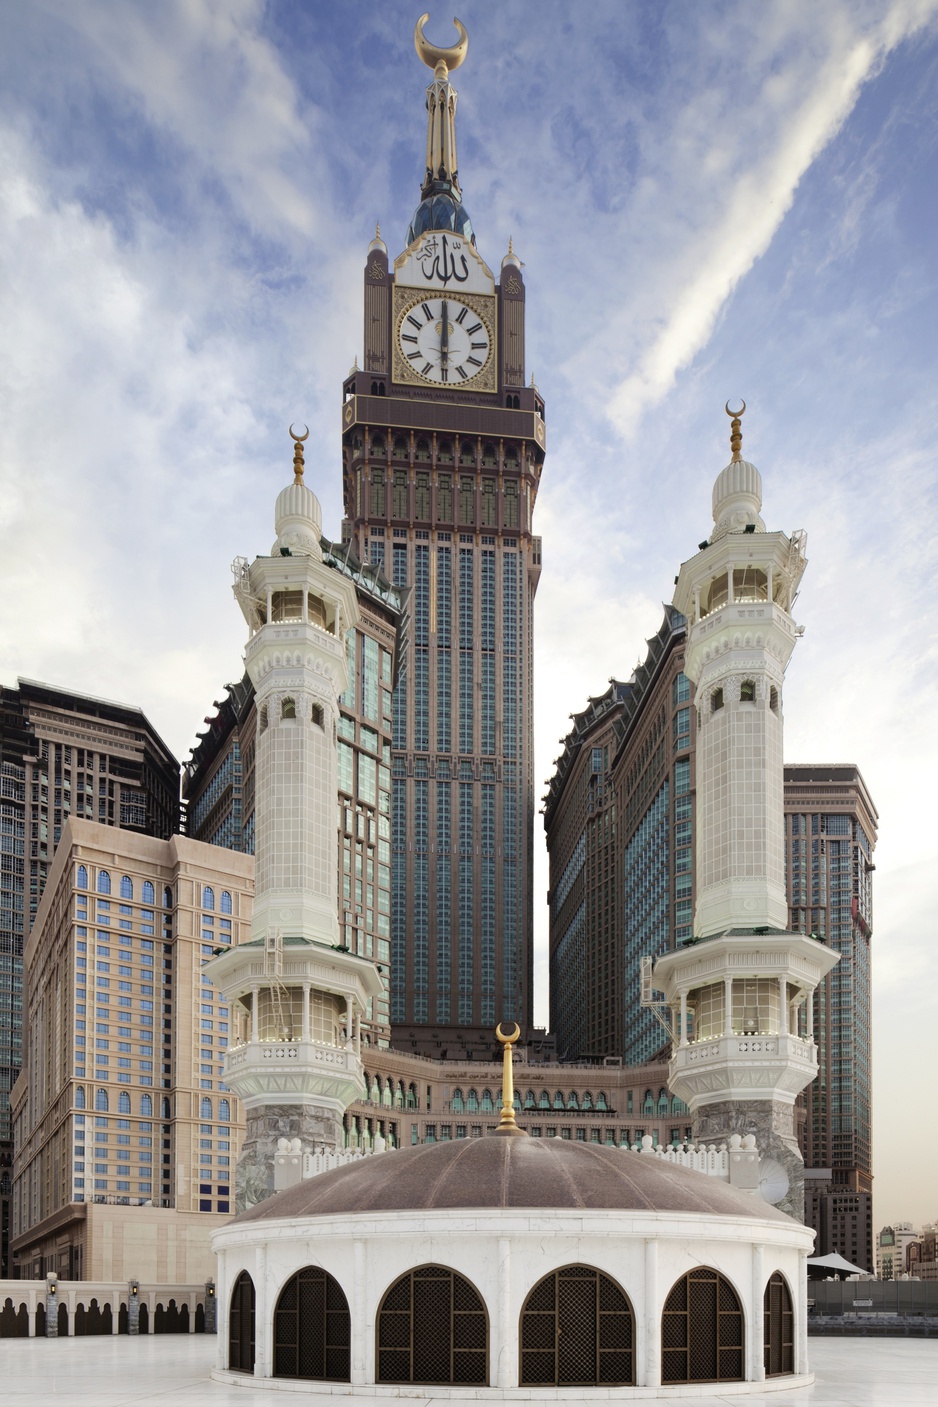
[414,12,468,79]
[289,423,309,484]
[725,400,746,461]
[493,1022,527,1137]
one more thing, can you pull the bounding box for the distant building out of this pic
[876,1223,919,1281]
[0,678,180,1276]
[184,537,404,1048]
[10,820,252,1280]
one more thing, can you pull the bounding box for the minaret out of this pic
[652,406,838,1220]
[207,431,382,1210]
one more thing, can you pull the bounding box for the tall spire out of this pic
[407,14,475,247]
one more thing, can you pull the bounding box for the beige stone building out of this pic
[10,820,252,1279]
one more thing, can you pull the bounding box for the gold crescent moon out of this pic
[289,423,310,443]
[725,400,746,418]
[495,1021,521,1045]
[414,13,468,73]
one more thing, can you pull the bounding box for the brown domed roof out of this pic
[236,1137,791,1224]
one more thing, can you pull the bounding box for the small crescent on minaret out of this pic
[414,13,468,74]
[289,424,310,443]
[725,400,746,418]
[495,1021,521,1045]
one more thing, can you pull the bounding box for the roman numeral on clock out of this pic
[454,307,468,325]
[406,315,422,330]
[421,303,433,320]
[471,340,486,350]
[402,334,418,345]
[455,365,468,379]
[467,356,482,367]
[467,322,482,335]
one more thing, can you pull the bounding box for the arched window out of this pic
[658,1089,669,1118]
[95,1089,108,1112]
[142,880,154,904]
[201,1097,212,1119]
[229,1271,256,1374]
[140,1094,152,1116]
[97,871,111,895]
[520,1265,634,1386]
[524,1089,536,1110]
[75,1086,85,1109]
[393,436,408,459]
[581,1091,593,1110]
[567,1091,579,1111]
[538,1090,550,1109]
[763,1272,794,1376]
[711,688,724,713]
[77,865,88,889]
[553,1091,564,1110]
[451,1089,464,1113]
[163,886,173,910]
[311,703,324,728]
[120,876,133,900]
[481,1089,494,1112]
[118,1091,131,1114]
[438,440,453,463]
[202,887,214,911]
[466,1088,478,1113]
[596,1092,608,1111]
[459,440,475,465]
[407,1083,417,1110]
[220,891,232,914]
[259,704,268,733]
[770,686,779,713]
[376,1266,487,1385]
[642,1090,655,1118]
[281,697,296,721]
[740,679,756,703]
[274,1266,351,1381]
[219,1099,230,1122]
[661,1268,744,1383]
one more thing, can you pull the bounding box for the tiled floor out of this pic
[0,1335,935,1406]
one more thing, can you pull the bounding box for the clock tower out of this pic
[340,17,545,1055]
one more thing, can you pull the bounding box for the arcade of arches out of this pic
[227,1263,794,1387]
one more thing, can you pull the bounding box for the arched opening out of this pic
[57,1302,68,1335]
[770,686,779,713]
[119,1302,129,1335]
[376,1266,487,1385]
[229,1271,256,1373]
[143,880,155,904]
[311,703,324,728]
[138,1303,149,1334]
[202,886,215,910]
[712,687,724,712]
[77,864,88,889]
[97,870,111,895]
[740,679,756,703]
[281,697,296,721]
[274,1266,351,1381]
[195,1303,205,1333]
[95,1088,108,1112]
[120,875,133,899]
[35,1302,46,1337]
[519,1265,634,1386]
[661,1267,744,1384]
[763,1272,794,1376]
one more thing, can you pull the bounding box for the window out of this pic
[740,679,755,702]
[202,887,214,911]
[95,1089,108,1111]
[75,1086,85,1109]
[371,469,386,517]
[770,686,779,713]
[219,1099,230,1121]
[120,876,133,900]
[118,1092,131,1114]
[273,1267,351,1381]
[97,871,111,895]
[661,1268,744,1384]
[140,1095,152,1116]
[163,886,173,910]
[764,1273,794,1376]
[77,865,88,889]
[201,1097,212,1119]
[142,880,155,904]
[711,688,724,712]
[520,1267,634,1386]
[220,891,232,915]
[229,1272,256,1374]
[311,703,324,728]
[375,1267,487,1385]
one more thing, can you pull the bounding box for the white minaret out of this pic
[207,430,382,1210]
[653,406,838,1220]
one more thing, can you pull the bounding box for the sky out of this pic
[1,0,937,1229]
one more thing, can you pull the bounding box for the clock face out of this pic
[396,295,492,385]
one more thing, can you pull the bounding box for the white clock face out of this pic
[397,296,492,385]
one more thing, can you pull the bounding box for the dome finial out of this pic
[289,423,309,486]
[414,13,468,79]
[406,14,475,248]
[725,400,746,462]
[493,1022,527,1137]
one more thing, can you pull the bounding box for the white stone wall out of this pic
[213,1205,814,1394]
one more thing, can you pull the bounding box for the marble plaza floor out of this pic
[0,1334,935,1406]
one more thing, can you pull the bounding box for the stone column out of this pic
[642,1238,659,1388]
[44,1275,58,1337]
[204,1280,216,1335]
[127,1281,140,1335]
[352,1239,367,1385]
[751,1245,764,1381]
[497,1236,513,1389]
[253,1243,268,1378]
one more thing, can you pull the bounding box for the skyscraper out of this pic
[0,678,179,1275]
[340,21,545,1055]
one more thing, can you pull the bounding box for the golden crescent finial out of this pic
[725,400,746,418]
[724,402,745,461]
[414,13,468,75]
[496,1021,520,1045]
[492,1022,526,1136]
[289,424,309,484]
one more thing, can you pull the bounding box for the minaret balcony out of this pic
[668,1032,819,1109]
[222,1036,366,1109]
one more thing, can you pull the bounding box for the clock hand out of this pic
[440,299,449,365]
